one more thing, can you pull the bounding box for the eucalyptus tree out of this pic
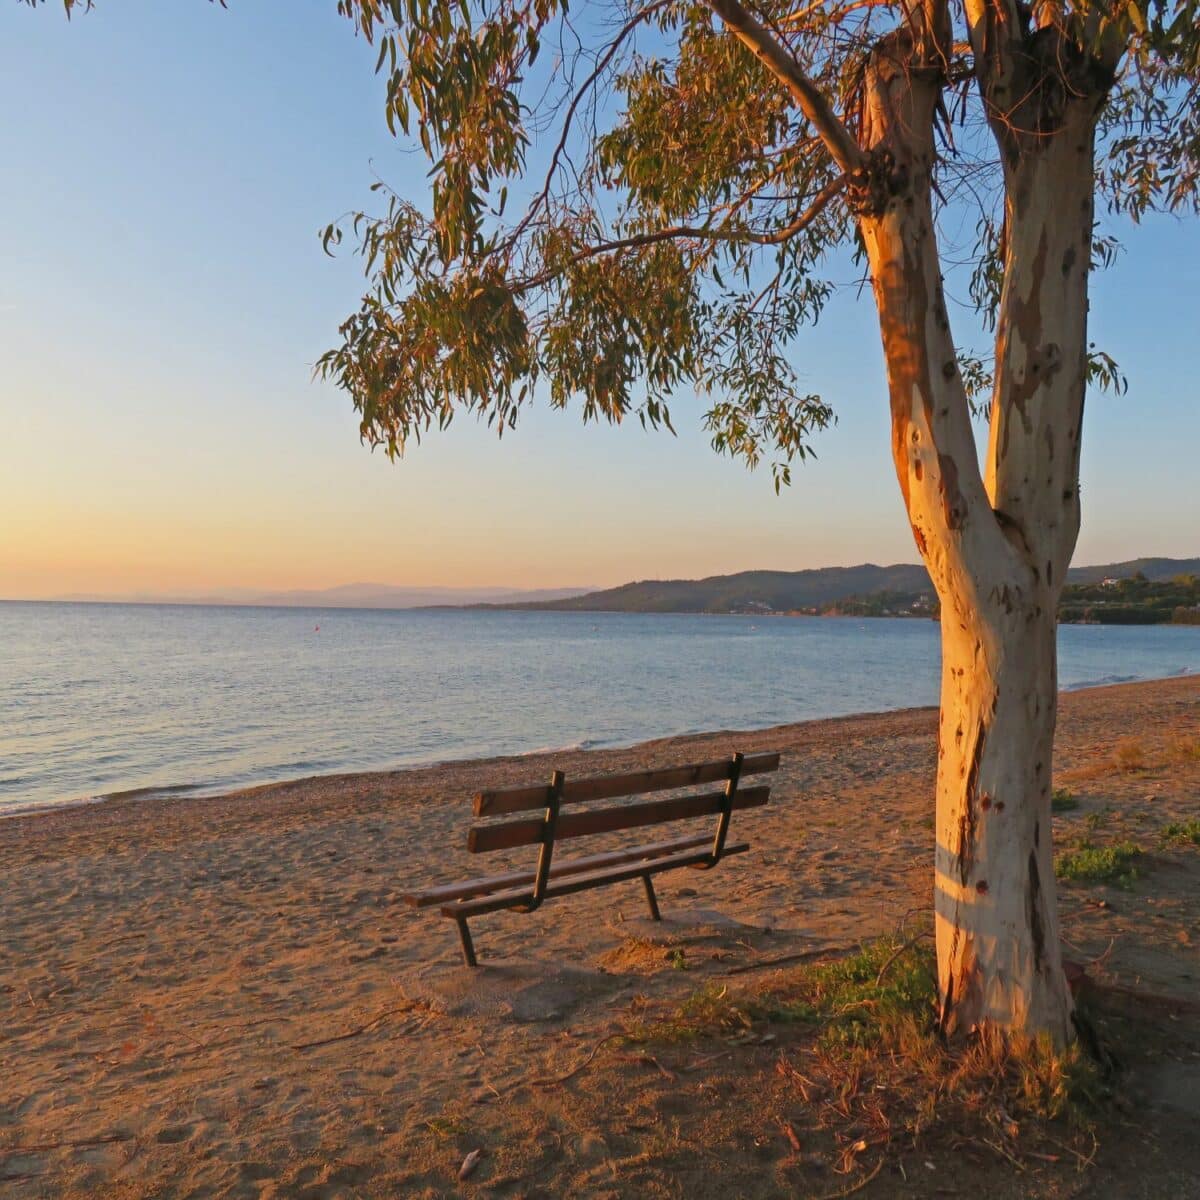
[324,0,1198,1042]
[26,0,1196,1041]
[326,0,1200,1043]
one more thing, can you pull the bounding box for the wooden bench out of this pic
[402,751,780,966]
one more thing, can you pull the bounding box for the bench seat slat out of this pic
[473,751,781,816]
[441,842,750,919]
[467,784,770,853]
[401,832,715,908]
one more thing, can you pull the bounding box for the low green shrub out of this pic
[763,936,936,1047]
[1055,841,1141,888]
[1051,787,1079,812]
[1161,819,1200,847]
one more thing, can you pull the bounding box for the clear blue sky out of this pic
[1,1,1196,597]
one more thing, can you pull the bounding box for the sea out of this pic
[3,601,1198,817]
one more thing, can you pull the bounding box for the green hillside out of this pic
[517,564,931,614]
[501,558,1200,617]
[1059,573,1200,624]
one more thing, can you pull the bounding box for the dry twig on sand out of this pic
[1,1133,132,1154]
[291,1005,419,1052]
[813,1159,885,1199]
[531,1032,625,1088]
[722,945,847,976]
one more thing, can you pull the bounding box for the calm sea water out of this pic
[3,601,1198,816]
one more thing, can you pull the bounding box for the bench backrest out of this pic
[468,751,780,859]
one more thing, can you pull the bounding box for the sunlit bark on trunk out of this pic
[852,29,1102,1041]
[986,101,1100,581]
[934,585,1073,1041]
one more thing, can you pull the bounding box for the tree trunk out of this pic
[854,31,1084,1041]
[935,579,1073,1041]
[985,99,1100,582]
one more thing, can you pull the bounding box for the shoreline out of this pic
[4,670,1194,830]
[7,595,1200,625]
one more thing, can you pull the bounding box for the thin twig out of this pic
[1042,1131,1100,1172]
[1,1133,132,1155]
[505,0,672,249]
[682,1049,733,1072]
[291,1005,418,1052]
[812,1158,885,1199]
[874,931,934,988]
[620,1052,677,1079]
[982,1137,1026,1171]
[515,174,847,293]
[723,945,848,976]
[531,1033,625,1089]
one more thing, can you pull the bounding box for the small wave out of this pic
[1063,673,1141,691]
[267,760,334,776]
[520,740,585,756]
[0,781,206,820]
[0,794,110,820]
[518,736,615,756]
[100,782,206,802]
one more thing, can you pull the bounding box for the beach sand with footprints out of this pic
[2,675,1199,1198]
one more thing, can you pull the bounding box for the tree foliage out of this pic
[319,0,1197,485]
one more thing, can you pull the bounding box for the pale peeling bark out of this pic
[986,102,1100,584]
[933,583,1071,1039]
[855,29,1082,1042]
[856,34,1012,610]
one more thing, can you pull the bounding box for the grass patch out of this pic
[760,936,937,1047]
[1169,735,1200,762]
[1161,819,1200,847]
[628,939,940,1049]
[1113,739,1147,772]
[1052,787,1079,812]
[423,1115,467,1140]
[624,981,754,1043]
[1055,841,1142,888]
[627,935,1105,1177]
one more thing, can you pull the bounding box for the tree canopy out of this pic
[320,0,1198,485]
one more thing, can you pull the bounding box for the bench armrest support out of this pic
[523,768,565,911]
[711,751,743,864]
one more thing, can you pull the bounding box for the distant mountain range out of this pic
[48,583,595,610]
[39,557,1199,614]
[492,557,1200,615]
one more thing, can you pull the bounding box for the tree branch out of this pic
[705,0,866,175]
[918,0,953,68]
[780,0,894,28]
[964,0,1026,115]
[506,0,672,249]
[514,173,847,292]
[983,102,1099,583]
[857,31,1018,599]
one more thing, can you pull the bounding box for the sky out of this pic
[1,2,1197,599]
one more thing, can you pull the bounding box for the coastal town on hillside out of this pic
[734,574,1200,621]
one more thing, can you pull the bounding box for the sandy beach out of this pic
[3,674,1198,1198]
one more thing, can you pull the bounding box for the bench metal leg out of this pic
[456,918,478,968]
[641,874,662,922]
